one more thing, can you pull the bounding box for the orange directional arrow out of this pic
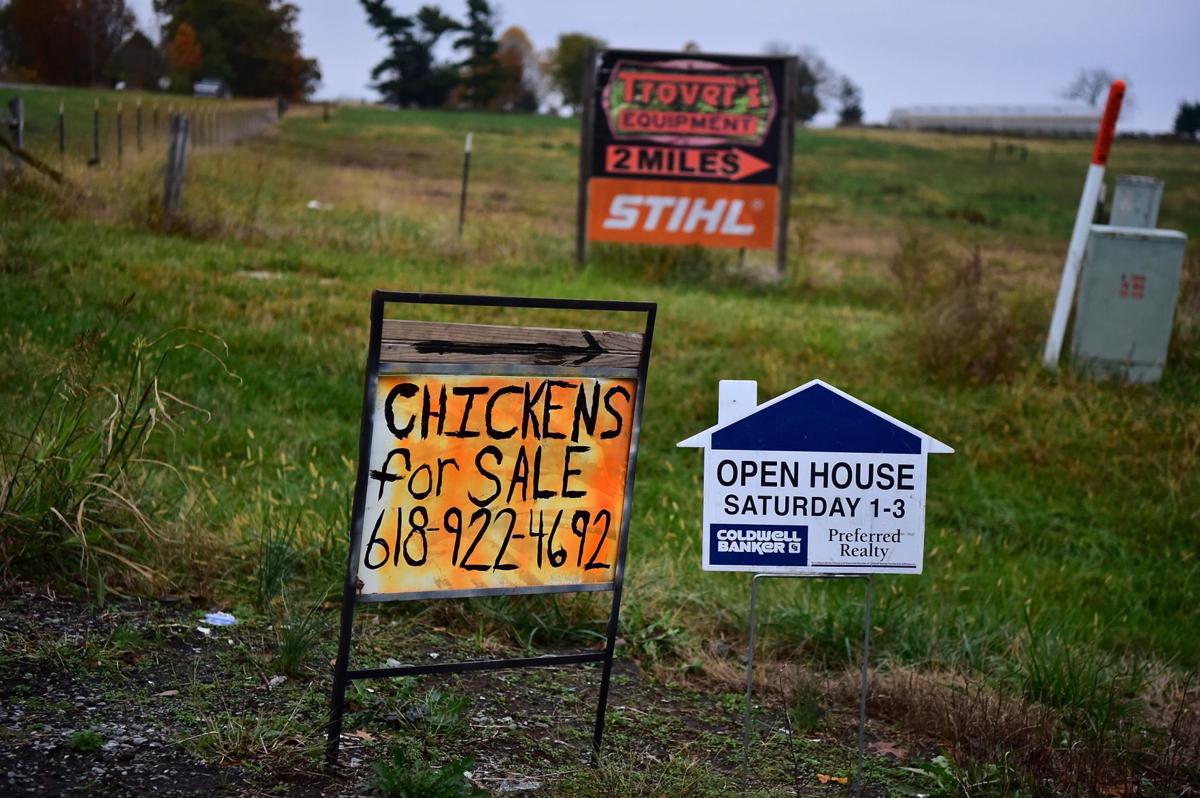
[605,145,771,181]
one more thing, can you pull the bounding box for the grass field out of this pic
[1,97,1198,795]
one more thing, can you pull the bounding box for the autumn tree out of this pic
[547,32,605,112]
[0,0,135,86]
[495,26,540,112]
[452,0,502,108]
[360,0,461,107]
[167,21,202,88]
[153,0,320,99]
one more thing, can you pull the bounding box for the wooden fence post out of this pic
[458,132,472,238]
[163,114,191,217]
[58,100,65,173]
[6,96,23,174]
[116,101,123,167]
[90,99,101,167]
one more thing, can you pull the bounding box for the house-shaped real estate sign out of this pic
[678,380,952,574]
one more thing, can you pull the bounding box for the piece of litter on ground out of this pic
[428,652,440,659]
[195,626,211,636]
[267,675,287,690]
[497,778,542,793]
[384,658,402,668]
[204,611,236,626]
[154,689,179,698]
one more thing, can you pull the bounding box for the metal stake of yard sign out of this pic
[325,291,656,769]
[457,132,472,238]
[743,574,873,796]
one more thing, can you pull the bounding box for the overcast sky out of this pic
[128,0,1199,132]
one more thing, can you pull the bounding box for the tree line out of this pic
[362,0,558,112]
[0,0,319,100]
[362,0,865,124]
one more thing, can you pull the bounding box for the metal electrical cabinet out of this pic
[1070,225,1188,383]
[1109,175,1164,228]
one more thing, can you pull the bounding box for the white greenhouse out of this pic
[888,105,1102,136]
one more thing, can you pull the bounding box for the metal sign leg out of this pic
[741,573,874,796]
[742,574,763,792]
[853,575,872,796]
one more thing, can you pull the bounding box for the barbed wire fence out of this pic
[2,93,281,191]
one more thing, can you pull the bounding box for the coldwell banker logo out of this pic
[603,59,776,146]
[708,523,808,568]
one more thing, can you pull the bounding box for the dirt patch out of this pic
[0,588,931,796]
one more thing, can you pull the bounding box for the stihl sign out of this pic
[588,178,776,250]
[579,49,797,266]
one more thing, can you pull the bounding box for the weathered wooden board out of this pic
[380,320,643,368]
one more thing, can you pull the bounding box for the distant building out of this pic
[105,32,166,90]
[888,105,1101,136]
[193,79,231,99]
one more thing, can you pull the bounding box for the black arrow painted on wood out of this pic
[413,330,604,365]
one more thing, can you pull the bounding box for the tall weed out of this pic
[254,511,302,611]
[892,238,1032,384]
[273,594,328,677]
[0,320,227,598]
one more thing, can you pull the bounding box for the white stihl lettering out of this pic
[683,199,727,232]
[602,194,641,230]
[721,200,754,235]
[643,196,674,230]
[602,195,756,236]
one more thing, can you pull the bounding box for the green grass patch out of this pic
[2,103,1199,792]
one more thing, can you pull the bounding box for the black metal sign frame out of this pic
[326,291,656,767]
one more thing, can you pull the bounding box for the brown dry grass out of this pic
[693,654,1200,795]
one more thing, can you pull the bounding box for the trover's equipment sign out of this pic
[577,49,798,271]
[327,292,655,766]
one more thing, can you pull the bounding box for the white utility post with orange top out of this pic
[1042,79,1126,367]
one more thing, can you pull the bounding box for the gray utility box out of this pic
[1109,175,1164,228]
[1071,225,1188,383]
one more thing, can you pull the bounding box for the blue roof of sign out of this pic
[678,379,953,455]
